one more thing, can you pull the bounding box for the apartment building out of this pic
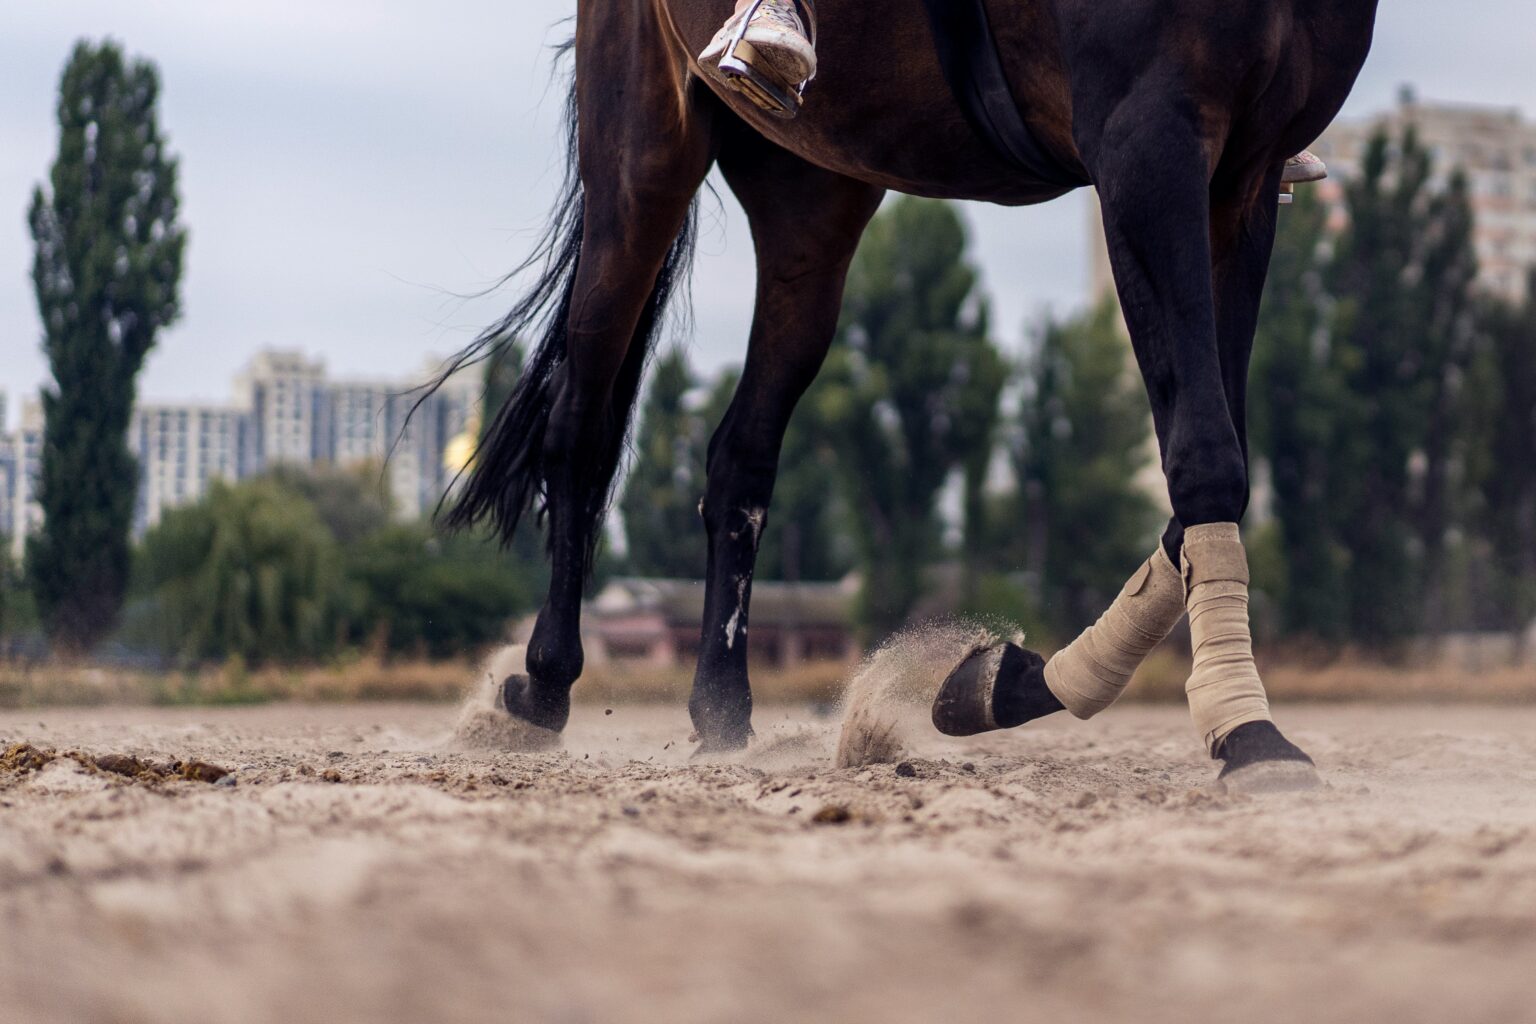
[1311,90,1536,302]
[1,350,480,547]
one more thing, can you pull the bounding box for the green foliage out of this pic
[1252,126,1482,645]
[1464,273,1536,629]
[757,376,858,584]
[132,473,542,665]
[136,480,344,664]
[619,348,708,578]
[1003,299,1161,641]
[1,548,37,641]
[262,462,393,546]
[616,353,856,584]
[819,196,1007,637]
[26,40,186,653]
[343,524,535,660]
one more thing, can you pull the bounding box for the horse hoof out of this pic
[690,723,755,759]
[497,674,569,739]
[1215,720,1321,794]
[933,642,1051,736]
[1218,758,1323,794]
[933,644,1006,736]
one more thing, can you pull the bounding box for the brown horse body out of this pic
[445,0,1380,767]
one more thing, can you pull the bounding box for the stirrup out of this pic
[717,0,817,119]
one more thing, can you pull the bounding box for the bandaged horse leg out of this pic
[1181,523,1269,748]
[933,545,1185,737]
[1085,112,1318,789]
[1182,523,1317,789]
[1043,544,1186,717]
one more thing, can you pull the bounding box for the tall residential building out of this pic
[0,400,44,562]
[128,403,252,532]
[233,350,328,469]
[1,350,481,546]
[325,370,478,520]
[1312,92,1536,302]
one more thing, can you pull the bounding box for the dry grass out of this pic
[0,656,853,710]
[1,648,1530,709]
[1124,648,1536,704]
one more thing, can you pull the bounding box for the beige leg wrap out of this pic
[1181,523,1272,755]
[1043,545,1186,719]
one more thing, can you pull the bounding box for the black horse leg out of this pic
[1088,102,1317,789]
[509,26,716,733]
[1194,178,1319,783]
[687,132,883,751]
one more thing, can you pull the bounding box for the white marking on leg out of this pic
[724,574,751,649]
[743,507,766,548]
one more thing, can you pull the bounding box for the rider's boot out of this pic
[1283,150,1328,183]
[698,0,817,119]
[1280,150,1327,203]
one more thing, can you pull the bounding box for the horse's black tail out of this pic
[429,55,698,572]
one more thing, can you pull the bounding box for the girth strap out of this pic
[917,0,1088,188]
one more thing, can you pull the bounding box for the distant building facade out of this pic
[563,576,861,669]
[1311,92,1536,302]
[128,403,252,532]
[0,350,479,552]
[0,398,44,562]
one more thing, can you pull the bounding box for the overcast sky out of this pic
[2,0,1532,427]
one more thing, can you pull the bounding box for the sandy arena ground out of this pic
[2,698,1534,1024]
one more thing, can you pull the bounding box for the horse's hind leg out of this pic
[504,15,716,735]
[688,130,883,751]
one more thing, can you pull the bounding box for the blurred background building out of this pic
[0,350,478,544]
[1311,89,1536,302]
[0,396,45,562]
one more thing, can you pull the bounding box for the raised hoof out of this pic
[1216,720,1322,794]
[933,642,1048,737]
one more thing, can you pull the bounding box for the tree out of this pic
[344,524,535,659]
[1466,274,1536,631]
[755,373,858,583]
[1248,189,1350,638]
[27,41,186,652]
[818,197,1006,636]
[1251,126,1481,645]
[136,480,345,664]
[263,463,393,546]
[619,348,708,577]
[1006,300,1161,639]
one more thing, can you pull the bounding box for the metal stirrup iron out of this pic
[718,0,817,119]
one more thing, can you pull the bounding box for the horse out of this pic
[435,0,1379,787]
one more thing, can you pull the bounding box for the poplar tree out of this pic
[820,197,1005,636]
[1252,126,1480,645]
[1009,300,1161,639]
[620,348,707,578]
[27,41,186,652]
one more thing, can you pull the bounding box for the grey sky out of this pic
[3,0,1532,427]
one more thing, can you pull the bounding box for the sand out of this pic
[2,698,1534,1024]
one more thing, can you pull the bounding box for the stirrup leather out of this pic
[718,0,817,119]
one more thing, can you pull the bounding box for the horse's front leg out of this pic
[1086,100,1319,791]
[689,135,882,752]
